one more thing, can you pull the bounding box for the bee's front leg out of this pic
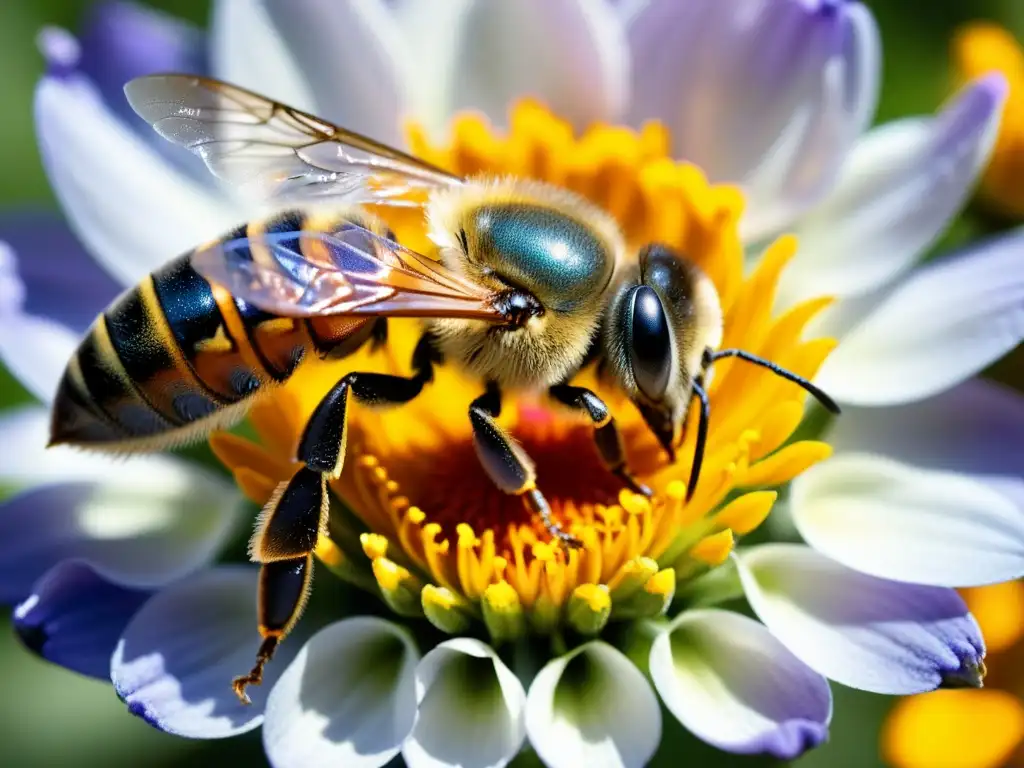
[233,334,439,704]
[469,382,582,550]
[548,384,651,498]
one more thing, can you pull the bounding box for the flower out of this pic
[5,1,1024,767]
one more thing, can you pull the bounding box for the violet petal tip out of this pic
[37,26,80,78]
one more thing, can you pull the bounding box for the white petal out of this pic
[827,378,1024,491]
[253,0,409,146]
[737,544,986,694]
[815,223,1024,405]
[262,617,419,768]
[210,0,317,114]
[0,406,242,600]
[791,453,1024,587]
[780,75,1007,305]
[742,2,882,241]
[403,638,526,768]
[446,0,628,131]
[390,0,473,134]
[0,299,77,406]
[0,405,131,485]
[627,0,879,239]
[35,73,240,287]
[0,240,79,403]
[650,609,831,759]
[525,641,660,768]
[112,566,277,737]
[0,311,76,403]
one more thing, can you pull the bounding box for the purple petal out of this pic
[112,566,292,738]
[13,560,150,679]
[626,0,879,238]
[650,609,831,760]
[40,15,214,187]
[0,211,120,334]
[791,453,1024,588]
[828,379,1024,479]
[781,75,1008,308]
[443,0,628,134]
[0,419,241,604]
[738,545,986,694]
[79,2,206,120]
[253,0,410,147]
[0,240,80,402]
[815,216,1024,406]
[34,63,241,287]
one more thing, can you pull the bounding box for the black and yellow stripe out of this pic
[50,209,389,451]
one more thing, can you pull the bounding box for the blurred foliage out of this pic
[0,0,1022,766]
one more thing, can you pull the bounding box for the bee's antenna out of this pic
[705,348,841,414]
[687,379,710,502]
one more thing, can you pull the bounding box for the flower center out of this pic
[210,101,837,638]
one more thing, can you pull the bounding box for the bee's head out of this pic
[425,179,624,389]
[603,244,723,459]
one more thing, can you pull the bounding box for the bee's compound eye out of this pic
[628,285,673,400]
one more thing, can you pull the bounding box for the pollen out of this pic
[209,100,837,640]
[953,22,1024,218]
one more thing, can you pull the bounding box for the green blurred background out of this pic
[0,1,1022,766]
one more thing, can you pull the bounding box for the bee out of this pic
[49,75,839,703]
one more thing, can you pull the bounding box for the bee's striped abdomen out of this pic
[151,251,266,407]
[50,208,399,451]
[50,248,279,450]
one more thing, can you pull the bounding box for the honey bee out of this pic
[49,75,839,703]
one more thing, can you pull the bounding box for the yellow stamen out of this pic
[421,584,473,635]
[567,584,612,635]
[360,532,389,561]
[608,557,660,601]
[613,568,677,620]
[212,99,838,639]
[952,23,1021,217]
[481,581,526,643]
[371,557,423,618]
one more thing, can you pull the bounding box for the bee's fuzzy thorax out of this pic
[424,175,626,391]
[425,175,627,265]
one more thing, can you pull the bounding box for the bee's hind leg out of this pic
[470,382,582,550]
[234,334,440,704]
[549,384,651,498]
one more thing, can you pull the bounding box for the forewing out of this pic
[191,223,503,321]
[124,74,461,204]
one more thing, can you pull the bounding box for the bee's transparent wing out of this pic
[191,221,503,320]
[124,74,461,205]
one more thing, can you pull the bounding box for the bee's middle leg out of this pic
[233,334,438,703]
[549,384,651,497]
[470,382,581,549]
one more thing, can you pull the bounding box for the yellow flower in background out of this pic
[884,582,1024,768]
[953,22,1024,219]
